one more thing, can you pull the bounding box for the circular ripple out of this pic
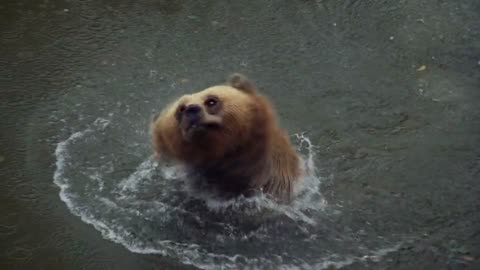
[54,117,400,270]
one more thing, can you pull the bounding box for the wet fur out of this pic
[151,74,302,202]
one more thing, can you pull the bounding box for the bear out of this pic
[150,73,303,202]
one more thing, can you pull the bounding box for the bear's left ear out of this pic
[227,73,257,94]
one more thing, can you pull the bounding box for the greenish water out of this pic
[1,1,479,269]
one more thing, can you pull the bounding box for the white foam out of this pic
[54,128,93,209]
[118,158,158,193]
[280,243,403,270]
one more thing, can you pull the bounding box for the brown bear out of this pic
[151,73,303,202]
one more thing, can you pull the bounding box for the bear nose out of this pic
[184,104,202,120]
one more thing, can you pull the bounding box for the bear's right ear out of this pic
[227,73,257,94]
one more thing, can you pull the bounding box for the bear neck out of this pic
[187,109,273,197]
[187,143,270,198]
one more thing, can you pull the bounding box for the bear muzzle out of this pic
[184,104,202,123]
[180,105,221,142]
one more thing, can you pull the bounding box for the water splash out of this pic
[53,118,401,270]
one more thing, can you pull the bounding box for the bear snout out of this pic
[183,104,203,124]
[182,104,203,131]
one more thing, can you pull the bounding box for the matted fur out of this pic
[151,74,302,202]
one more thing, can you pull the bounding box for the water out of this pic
[1,0,479,269]
[49,98,399,269]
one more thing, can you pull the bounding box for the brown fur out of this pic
[151,73,302,202]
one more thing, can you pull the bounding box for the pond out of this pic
[1,1,479,269]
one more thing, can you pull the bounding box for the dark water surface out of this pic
[1,1,479,269]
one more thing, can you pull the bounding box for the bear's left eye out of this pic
[205,98,217,107]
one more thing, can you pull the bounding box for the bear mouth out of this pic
[183,122,221,141]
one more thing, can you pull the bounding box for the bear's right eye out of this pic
[176,105,186,121]
[178,105,186,113]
